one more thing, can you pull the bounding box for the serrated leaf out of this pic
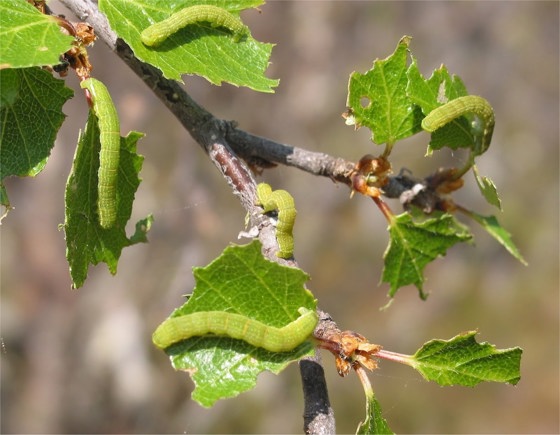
[100,0,278,91]
[410,331,522,386]
[407,61,468,115]
[356,391,393,435]
[473,164,502,210]
[0,0,74,68]
[0,68,73,208]
[346,35,422,145]
[407,62,477,153]
[468,211,527,265]
[382,212,472,298]
[158,240,317,408]
[63,112,151,288]
[0,68,73,178]
[172,336,314,407]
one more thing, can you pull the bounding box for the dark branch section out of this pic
[300,357,336,435]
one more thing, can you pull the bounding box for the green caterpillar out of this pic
[421,95,495,153]
[80,78,120,229]
[256,183,296,259]
[141,5,249,47]
[152,307,318,352]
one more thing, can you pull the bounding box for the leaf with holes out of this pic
[345,36,422,145]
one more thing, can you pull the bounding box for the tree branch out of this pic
[58,0,443,208]
[58,0,338,432]
[58,0,356,186]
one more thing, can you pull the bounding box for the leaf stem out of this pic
[451,150,475,180]
[372,196,395,223]
[355,364,374,399]
[375,349,415,367]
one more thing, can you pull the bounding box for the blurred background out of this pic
[2,1,558,433]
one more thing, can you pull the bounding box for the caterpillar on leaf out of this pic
[421,95,495,153]
[80,78,120,229]
[141,5,249,47]
[152,307,318,352]
[256,183,297,259]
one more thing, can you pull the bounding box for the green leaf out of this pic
[382,212,472,298]
[346,35,422,145]
[100,0,278,92]
[0,0,74,68]
[63,112,151,288]
[356,391,393,435]
[468,211,527,265]
[407,61,468,116]
[473,164,502,210]
[0,68,73,208]
[158,240,317,408]
[410,331,522,386]
[407,62,476,153]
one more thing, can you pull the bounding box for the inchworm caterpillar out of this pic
[152,307,318,352]
[80,78,120,229]
[141,5,249,47]
[256,183,296,259]
[421,95,495,153]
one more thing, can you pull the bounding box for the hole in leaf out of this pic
[360,96,371,108]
